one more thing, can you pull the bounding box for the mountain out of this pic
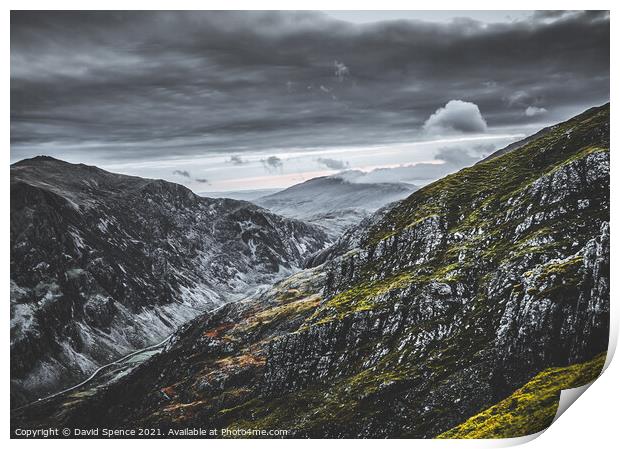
[478,105,606,163]
[12,103,609,438]
[254,175,416,238]
[10,157,329,406]
[479,125,555,163]
[199,188,281,202]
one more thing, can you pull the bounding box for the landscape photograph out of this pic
[9,10,610,439]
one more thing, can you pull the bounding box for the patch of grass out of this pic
[305,262,464,327]
[437,352,606,439]
[237,294,322,332]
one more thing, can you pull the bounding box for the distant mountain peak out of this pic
[255,174,417,239]
[12,155,66,166]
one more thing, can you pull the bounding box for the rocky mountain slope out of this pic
[10,157,329,406]
[254,175,416,238]
[479,123,556,163]
[12,103,609,438]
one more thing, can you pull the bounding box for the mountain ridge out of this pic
[479,103,609,163]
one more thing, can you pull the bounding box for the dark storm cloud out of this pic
[10,10,609,162]
[261,156,284,171]
[228,155,248,165]
[173,170,191,178]
[172,169,209,184]
[316,157,349,170]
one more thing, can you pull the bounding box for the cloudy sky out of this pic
[10,10,609,192]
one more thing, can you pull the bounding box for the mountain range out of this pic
[11,103,610,438]
[10,157,329,405]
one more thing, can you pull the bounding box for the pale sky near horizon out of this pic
[11,10,609,192]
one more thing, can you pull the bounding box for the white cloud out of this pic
[423,100,488,134]
[337,144,495,185]
[524,106,548,117]
[172,169,191,178]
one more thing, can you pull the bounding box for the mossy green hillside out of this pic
[222,104,609,436]
[437,352,606,439]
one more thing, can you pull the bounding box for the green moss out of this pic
[550,145,608,172]
[308,271,412,325]
[437,352,606,439]
[538,256,583,280]
[404,214,441,230]
[305,261,465,327]
[237,294,321,333]
[525,255,585,302]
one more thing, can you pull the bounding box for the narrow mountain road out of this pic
[11,298,246,412]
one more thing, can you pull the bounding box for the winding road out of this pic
[11,298,248,412]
